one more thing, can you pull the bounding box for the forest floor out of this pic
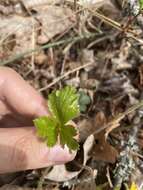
[0,0,143,189]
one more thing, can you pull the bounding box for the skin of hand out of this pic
[0,67,76,173]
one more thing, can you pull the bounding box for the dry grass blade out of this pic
[0,33,96,66]
[93,11,143,43]
[39,62,95,91]
[80,6,143,44]
[93,100,143,136]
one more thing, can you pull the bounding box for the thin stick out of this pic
[93,100,143,135]
[0,33,96,66]
[106,166,113,188]
[85,7,143,44]
[39,62,94,91]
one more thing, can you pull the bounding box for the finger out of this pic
[0,127,76,173]
[0,67,48,117]
[0,100,30,128]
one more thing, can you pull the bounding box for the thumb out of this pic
[0,127,76,173]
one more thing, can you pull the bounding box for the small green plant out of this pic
[139,0,143,9]
[34,86,80,151]
[78,91,91,112]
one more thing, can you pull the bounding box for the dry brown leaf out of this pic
[78,111,106,142]
[0,5,75,60]
[83,134,94,165]
[0,0,63,14]
[83,132,118,164]
[0,15,38,60]
[79,112,118,163]
[78,0,113,11]
[35,5,75,44]
[105,100,143,137]
[19,0,62,10]
[139,64,143,87]
[44,165,80,182]
[90,131,118,163]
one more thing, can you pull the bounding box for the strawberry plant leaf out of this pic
[34,116,58,147]
[48,86,80,124]
[60,125,79,151]
[34,86,80,151]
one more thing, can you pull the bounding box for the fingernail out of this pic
[37,106,49,116]
[36,100,49,116]
[48,145,76,164]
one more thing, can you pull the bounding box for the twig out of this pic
[30,17,35,71]
[131,150,143,159]
[93,99,143,135]
[79,5,143,44]
[39,62,94,91]
[92,11,143,43]
[106,166,113,188]
[0,33,96,66]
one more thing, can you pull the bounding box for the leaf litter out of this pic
[1,0,143,189]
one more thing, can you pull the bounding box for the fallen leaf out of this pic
[90,131,118,163]
[0,5,75,60]
[83,134,94,165]
[78,111,107,142]
[80,112,118,163]
[20,0,62,10]
[44,165,80,182]
[36,5,75,44]
[139,64,143,88]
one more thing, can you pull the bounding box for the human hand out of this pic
[0,67,76,173]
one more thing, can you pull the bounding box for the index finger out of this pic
[0,67,48,117]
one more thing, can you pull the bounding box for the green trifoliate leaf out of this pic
[48,86,80,124]
[34,116,58,147]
